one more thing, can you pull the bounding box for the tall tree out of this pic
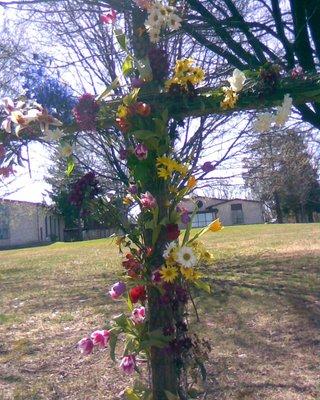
[243,129,320,222]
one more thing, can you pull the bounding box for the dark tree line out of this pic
[244,129,320,223]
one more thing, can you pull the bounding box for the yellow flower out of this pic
[180,266,195,281]
[123,195,134,205]
[117,105,129,119]
[220,87,238,110]
[187,176,197,189]
[168,185,179,194]
[174,162,188,176]
[157,166,171,180]
[115,236,125,246]
[209,218,223,232]
[160,265,179,283]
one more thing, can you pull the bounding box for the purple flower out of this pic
[73,93,99,131]
[202,161,214,173]
[131,77,144,88]
[119,355,136,374]
[181,212,191,225]
[128,184,138,195]
[119,148,128,160]
[135,143,148,160]
[109,281,126,299]
[151,269,162,283]
[78,337,94,355]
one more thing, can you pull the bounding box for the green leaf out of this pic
[109,328,121,361]
[132,130,157,141]
[114,28,127,51]
[122,55,133,76]
[194,280,211,294]
[66,159,75,176]
[123,88,141,106]
[182,204,199,246]
[96,77,119,100]
[113,313,130,329]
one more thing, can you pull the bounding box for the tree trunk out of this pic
[149,287,178,399]
[273,192,283,223]
[145,177,180,399]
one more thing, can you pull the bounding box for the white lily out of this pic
[1,117,12,133]
[1,97,15,114]
[227,69,246,93]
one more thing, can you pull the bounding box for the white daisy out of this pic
[166,12,182,31]
[176,246,197,268]
[148,28,161,43]
[163,241,177,259]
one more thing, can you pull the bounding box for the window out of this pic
[231,203,244,224]
[196,200,204,209]
[0,204,10,240]
[192,212,214,228]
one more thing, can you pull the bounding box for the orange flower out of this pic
[187,176,197,189]
[209,218,223,232]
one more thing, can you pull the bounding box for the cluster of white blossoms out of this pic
[253,94,293,132]
[1,97,63,140]
[144,1,182,43]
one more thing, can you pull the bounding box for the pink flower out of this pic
[135,143,148,160]
[100,9,117,24]
[119,355,136,374]
[109,281,126,299]
[140,192,157,209]
[131,306,146,324]
[91,330,110,348]
[78,337,94,355]
[291,66,303,79]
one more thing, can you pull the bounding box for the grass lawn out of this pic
[0,223,319,400]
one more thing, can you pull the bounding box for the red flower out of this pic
[116,117,130,133]
[100,9,116,24]
[166,224,180,241]
[129,286,146,303]
[134,102,151,117]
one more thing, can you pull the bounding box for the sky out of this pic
[1,143,52,203]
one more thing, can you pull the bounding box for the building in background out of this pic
[0,199,64,249]
[180,196,264,228]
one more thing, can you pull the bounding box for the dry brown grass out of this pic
[0,224,319,399]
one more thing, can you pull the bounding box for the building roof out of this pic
[0,198,48,207]
[206,197,262,207]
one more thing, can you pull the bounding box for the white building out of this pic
[180,196,264,228]
[0,199,64,249]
